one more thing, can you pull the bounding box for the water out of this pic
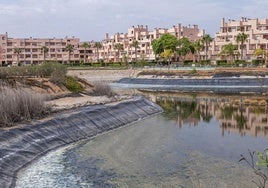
[16,93,268,188]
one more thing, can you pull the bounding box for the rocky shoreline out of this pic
[0,96,162,188]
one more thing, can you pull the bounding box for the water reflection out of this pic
[146,92,268,138]
[16,91,268,188]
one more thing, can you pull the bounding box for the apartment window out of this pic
[32,54,38,58]
[57,54,62,58]
[32,43,37,46]
[2,49,5,53]
[2,43,6,46]
[7,42,12,46]
[26,54,31,58]
[2,36,5,40]
[50,49,55,52]
[32,49,38,52]
[25,49,30,52]
[7,49,12,52]
[7,55,12,59]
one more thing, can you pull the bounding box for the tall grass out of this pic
[0,87,51,127]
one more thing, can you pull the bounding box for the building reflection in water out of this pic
[144,92,268,138]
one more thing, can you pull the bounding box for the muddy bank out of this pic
[0,97,162,188]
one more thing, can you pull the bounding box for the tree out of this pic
[236,32,248,60]
[130,40,140,63]
[114,43,124,63]
[160,49,173,64]
[14,47,22,65]
[219,43,238,63]
[176,37,194,63]
[41,46,49,63]
[66,44,74,64]
[81,42,90,63]
[94,42,102,63]
[202,34,213,60]
[193,39,204,62]
[152,33,178,65]
[152,39,164,58]
[254,48,264,59]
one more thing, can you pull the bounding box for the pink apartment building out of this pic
[0,32,92,65]
[98,24,204,63]
[210,17,268,62]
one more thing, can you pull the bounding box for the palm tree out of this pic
[41,46,49,63]
[14,47,22,65]
[220,43,237,64]
[114,43,124,63]
[193,39,204,62]
[66,44,74,64]
[130,40,140,63]
[202,34,213,60]
[81,42,90,63]
[94,42,102,63]
[236,32,248,60]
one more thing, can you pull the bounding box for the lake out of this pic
[16,92,268,188]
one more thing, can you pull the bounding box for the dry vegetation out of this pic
[0,87,51,127]
[91,82,115,97]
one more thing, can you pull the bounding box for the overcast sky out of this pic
[0,0,267,41]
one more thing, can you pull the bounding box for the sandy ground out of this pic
[46,93,132,112]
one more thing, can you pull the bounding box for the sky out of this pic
[0,0,267,41]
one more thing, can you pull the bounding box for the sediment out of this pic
[0,97,162,188]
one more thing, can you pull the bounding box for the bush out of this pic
[0,62,67,78]
[190,69,197,74]
[64,76,84,93]
[92,82,115,97]
[252,59,265,66]
[216,60,228,66]
[0,87,51,127]
[183,60,193,66]
[199,60,211,65]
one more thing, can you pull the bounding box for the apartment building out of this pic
[98,24,204,63]
[211,17,268,61]
[0,32,92,65]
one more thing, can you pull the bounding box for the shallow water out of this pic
[16,94,268,188]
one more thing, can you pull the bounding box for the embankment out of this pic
[0,97,162,188]
[115,77,268,93]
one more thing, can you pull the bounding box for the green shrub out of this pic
[216,60,228,66]
[64,76,84,93]
[199,60,211,65]
[190,69,197,74]
[183,60,193,66]
[252,59,265,66]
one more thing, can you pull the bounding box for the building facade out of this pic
[211,18,268,61]
[96,24,204,63]
[0,32,92,65]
